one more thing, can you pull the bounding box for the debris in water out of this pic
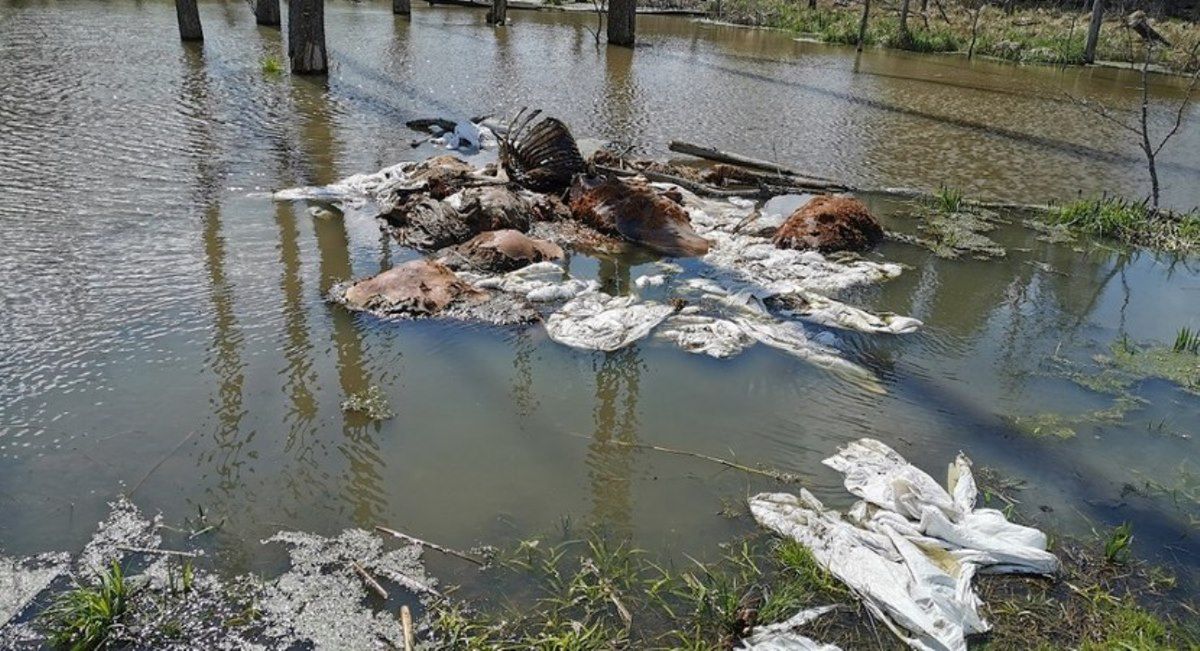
[498,109,588,192]
[341,385,396,421]
[438,229,564,273]
[544,292,676,352]
[260,529,432,649]
[568,175,712,257]
[751,438,1058,651]
[773,195,884,253]
[336,259,488,318]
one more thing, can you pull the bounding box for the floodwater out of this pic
[1,0,1199,606]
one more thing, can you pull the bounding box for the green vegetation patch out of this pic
[41,561,131,650]
[340,385,395,420]
[891,189,1007,259]
[1047,196,1200,253]
[1107,336,1200,394]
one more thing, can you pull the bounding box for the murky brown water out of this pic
[1,0,1198,599]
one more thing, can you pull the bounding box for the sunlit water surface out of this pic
[1,0,1198,596]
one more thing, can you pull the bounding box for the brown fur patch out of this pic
[773,195,883,253]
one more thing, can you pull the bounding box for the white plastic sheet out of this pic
[544,293,674,352]
[738,604,841,651]
[751,439,1059,651]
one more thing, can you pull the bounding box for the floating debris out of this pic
[341,385,395,421]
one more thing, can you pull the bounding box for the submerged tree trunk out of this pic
[487,0,507,24]
[175,0,203,41]
[856,0,871,53]
[255,0,281,26]
[289,0,328,74]
[607,0,635,47]
[394,0,411,16]
[1083,0,1104,64]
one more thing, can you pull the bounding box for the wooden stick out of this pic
[606,440,803,484]
[668,140,840,184]
[375,525,485,566]
[352,561,390,600]
[127,430,197,498]
[117,546,201,558]
[594,164,760,199]
[400,605,415,651]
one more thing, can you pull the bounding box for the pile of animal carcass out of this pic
[276,112,921,388]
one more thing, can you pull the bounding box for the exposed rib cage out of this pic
[498,109,587,192]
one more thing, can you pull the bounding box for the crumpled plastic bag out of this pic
[464,261,598,303]
[436,121,497,153]
[544,293,675,352]
[738,604,841,650]
[751,438,1059,651]
[827,439,1058,575]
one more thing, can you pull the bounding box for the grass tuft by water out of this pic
[1047,196,1200,253]
[1174,327,1200,355]
[40,561,130,651]
[261,56,284,76]
[1104,522,1134,565]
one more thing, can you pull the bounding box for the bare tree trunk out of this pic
[856,0,871,53]
[289,0,328,74]
[607,0,635,47]
[255,0,280,26]
[1083,0,1104,64]
[175,0,203,41]
[394,0,411,16]
[1139,44,1159,211]
[967,3,984,59]
[898,0,912,44]
[808,0,817,9]
[487,0,507,24]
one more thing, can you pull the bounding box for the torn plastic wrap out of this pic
[544,293,675,352]
[826,439,1058,575]
[274,162,421,214]
[750,439,1059,651]
[738,604,842,651]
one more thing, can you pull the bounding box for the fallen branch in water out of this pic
[605,440,803,483]
[400,605,416,651]
[670,140,1054,212]
[668,140,840,185]
[375,525,486,566]
[595,164,759,199]
[127,430,198,498]
[352,560,390,600]
[117,546,201,558]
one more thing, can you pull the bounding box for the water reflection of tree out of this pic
[586,256,641,536]
[180,45,253,502]
[294,74,390,526]
[587,347,642,537]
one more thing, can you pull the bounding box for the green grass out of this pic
[41,561,131,651]
[1174,327,1200,354]
[1103,522,1134,565]
[261,56,284,76]
[1047,196,1200,252]
[931,185,965,214]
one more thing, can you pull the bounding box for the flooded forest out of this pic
[1,0,1199,647]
